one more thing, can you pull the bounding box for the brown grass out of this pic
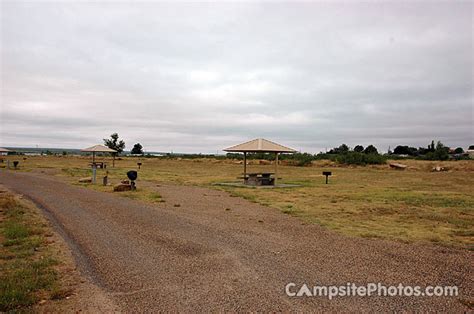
[6,155,474,248]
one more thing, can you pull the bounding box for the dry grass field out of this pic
[2,155,473,249]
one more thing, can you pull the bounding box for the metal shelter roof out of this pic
[224,138,296,153]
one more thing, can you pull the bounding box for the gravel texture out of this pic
[0,171,472,311]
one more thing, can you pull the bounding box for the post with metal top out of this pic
[103,170,108,186]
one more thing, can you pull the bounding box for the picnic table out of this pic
[241,172,276,186]
[89,161,107,169]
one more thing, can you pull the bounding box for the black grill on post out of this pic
[127,170,138,190]
[322,171,332,184]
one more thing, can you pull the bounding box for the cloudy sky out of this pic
[1,1,472,153]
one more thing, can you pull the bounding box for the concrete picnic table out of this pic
[89,161,107,169]
[243,172,275,186]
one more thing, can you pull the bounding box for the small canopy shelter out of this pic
[224,138,296,185]
[0,147,13,156]
[81,145,116,163]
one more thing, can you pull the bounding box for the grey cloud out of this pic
[1,1,472,153]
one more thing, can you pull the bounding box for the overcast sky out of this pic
[1,1,472,153]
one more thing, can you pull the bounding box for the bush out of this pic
[418,141,449,161]
[314,153,338,161]
[393,145,418,156]
[336,152,386,165]
[292,153,314,167]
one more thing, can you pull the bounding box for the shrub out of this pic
[419,141,450,161]
[292,153,314,167]
[314,153,338,161]
[336,152,386,165]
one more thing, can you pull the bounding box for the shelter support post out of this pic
[274,152,279,185]
[92,165,96,184]
[243,152,247,183]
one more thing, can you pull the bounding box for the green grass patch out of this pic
[3,221,30,240]
[118,190,165,204]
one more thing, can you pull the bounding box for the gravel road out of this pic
[0,171,472,311]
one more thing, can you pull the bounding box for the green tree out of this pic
[131,143,144,155]
[433,141,449,160]
[364,145,378,154]
[394,145,418,156]
[104,133,125,167]
[354,145,364,153]
[424,141,449,160]
[429,140,435,152]
[339,144,349,153]
[454,147,464,154]
[103,133,125,154]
